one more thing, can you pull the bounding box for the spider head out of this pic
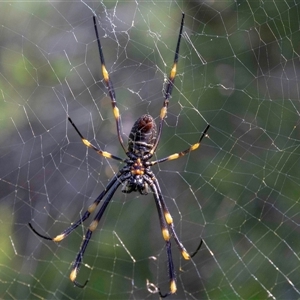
[121,175,149,195]
[127,114,157,155]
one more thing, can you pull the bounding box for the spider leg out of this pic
[29,174,119,242]
[70,176,126,287]
[153,177,203,259]
[145,174,203,297]
[190,239,203,258]
[152,178,190,260]
[145,176,176,297]
[151,12,185,155]
[93,15,127,154]
[68,117,124,162]
[149,124,210,166]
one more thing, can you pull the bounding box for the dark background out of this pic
[1,1,300,299]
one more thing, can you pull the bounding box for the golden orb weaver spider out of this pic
[29,12,210,297]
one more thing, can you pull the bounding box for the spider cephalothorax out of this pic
[29,13,209,297]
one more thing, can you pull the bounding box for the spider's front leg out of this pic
[144,176,177,297]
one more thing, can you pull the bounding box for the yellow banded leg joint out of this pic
[70,267,78,282]
[164,212,173,225]
[88,202,97,213]
[89,220,99,232]
[181,250,191,260]
[168,153,180,160]
[102,151,113,158]
[82,139,92,148]
[170,64,177,80]
[190,143,200,151]
[53,233,65,242]
[102,65,109,81]
[160,107,167,119]
[162,228,170,241]
[113,106,120,119]
[170,279,177,294]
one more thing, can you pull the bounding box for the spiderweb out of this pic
[1,1,300,299]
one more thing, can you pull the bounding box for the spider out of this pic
[29,12,209,297]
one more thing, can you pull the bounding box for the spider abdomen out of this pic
[127,114,157,154]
